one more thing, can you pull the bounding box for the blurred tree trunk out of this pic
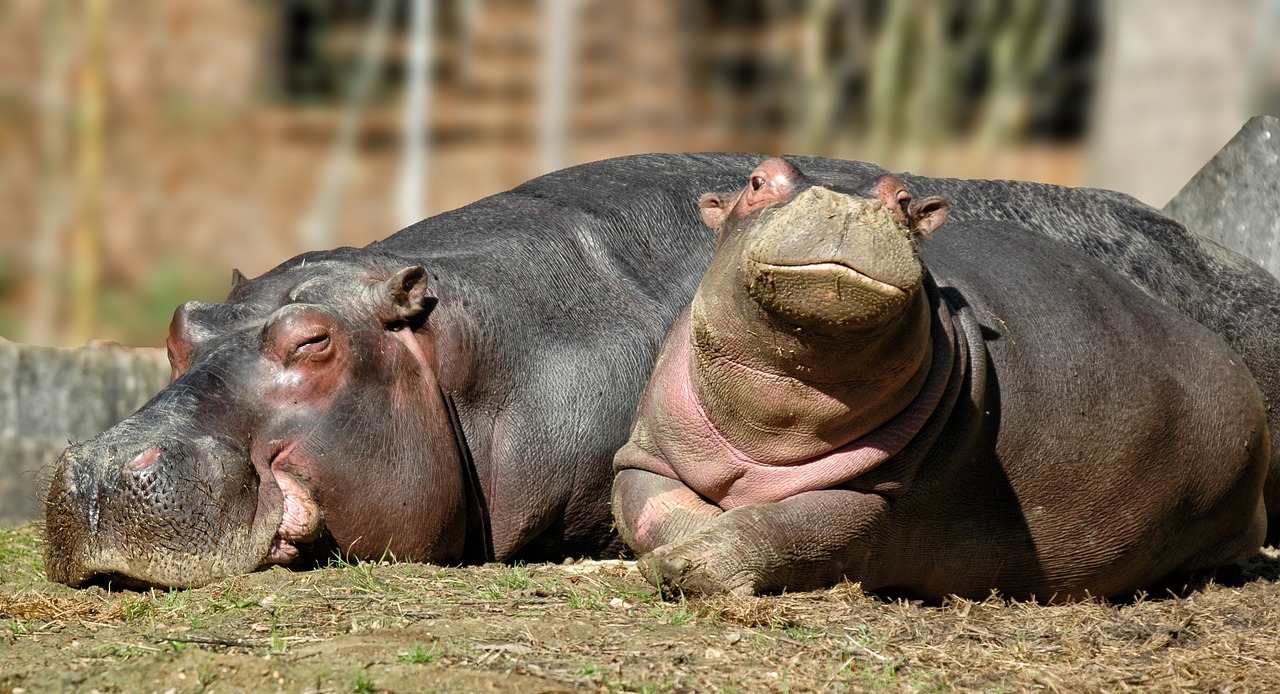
[29,0,73,346]
[69,0,110,345]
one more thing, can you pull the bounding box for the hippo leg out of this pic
[639,488,887,596]
[612,469,722,553]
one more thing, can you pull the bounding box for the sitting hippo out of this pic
[612,158,1269,601]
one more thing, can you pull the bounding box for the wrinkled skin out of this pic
[45,260,469,586]
[613,158,1270,601]
[44,153,1280,589]
[45,155,748,588]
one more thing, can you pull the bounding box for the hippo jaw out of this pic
[742,186,924,332]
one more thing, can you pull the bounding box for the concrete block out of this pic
[1163,115,1280,278]
[0,339,169,525]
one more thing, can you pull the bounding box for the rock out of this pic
[1163,115,1280,278]
[0,338,169,525]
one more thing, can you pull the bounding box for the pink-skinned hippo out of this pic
[612,158,1271,601]
[43,153,1280,590]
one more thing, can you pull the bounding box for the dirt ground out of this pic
[3,523,1280,693]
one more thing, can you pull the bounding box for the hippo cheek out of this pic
[744,260,916,331]
[316,473,466,564]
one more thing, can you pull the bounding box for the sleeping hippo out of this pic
[43,153,1280,590]
[612,158,1270,601]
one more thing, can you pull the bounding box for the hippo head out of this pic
[697,157,948,336]
[44,250,470,588]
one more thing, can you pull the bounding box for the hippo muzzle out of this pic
[742,186,924,331]
[44,425,282,588]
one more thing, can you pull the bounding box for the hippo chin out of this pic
[612,157,1269,602]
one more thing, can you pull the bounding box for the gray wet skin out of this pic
[612,157,1269,601]
[42,153,1280,590]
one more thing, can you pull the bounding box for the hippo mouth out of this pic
[749,258,910,296]
[744,258,915,330]
[256,442,324,568]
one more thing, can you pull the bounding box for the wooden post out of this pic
[69,0,110,344]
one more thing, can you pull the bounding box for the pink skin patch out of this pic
[632,486,718,545]
[262,468,323,565]
[622,296,955,510]
[128,447,161,472]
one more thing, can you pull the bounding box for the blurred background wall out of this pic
[0,0,1276,348]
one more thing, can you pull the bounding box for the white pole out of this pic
[539,0,577,175]
[398,0,434,227]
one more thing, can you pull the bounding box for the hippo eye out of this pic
[290,333,332,362]
[750,175,765,191]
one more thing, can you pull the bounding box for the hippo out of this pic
[612,158,1270,601]
[43,155,748,588]
[43,153,1280,590]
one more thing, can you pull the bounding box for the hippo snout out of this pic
[741,187,924,332]
[44,431,281,588]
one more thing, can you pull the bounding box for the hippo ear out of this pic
[380,266,438,329]
[699,192,732,229]
[908,196,948,238]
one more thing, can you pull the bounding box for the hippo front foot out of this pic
[639,529,761,597]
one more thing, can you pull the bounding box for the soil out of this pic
[2,523,1280,693]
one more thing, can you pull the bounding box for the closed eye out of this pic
[291,333,331,361]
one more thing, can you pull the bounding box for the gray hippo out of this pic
[43,153,1280,590]
[44,155,745,588]
[612,157,1270,601]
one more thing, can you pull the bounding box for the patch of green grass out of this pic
[195,657,217,687]
[161,588,188,611]
[572,663,602,676]
[328,553,388,594]
[399,642,443,664]
[122,598,155,622]
[0,523,45,583]
[647,597,698,626]
[168,639,195,653]
[207,589,262,612]
[567,585,610,610]
[637,680,678,694]
[270,619,288,653]
[2,618,29,636]
[850,657,908,690]
[89,643,155,660]
[784,624,821,640]
[349,667,377,693]
[494,563,534,591]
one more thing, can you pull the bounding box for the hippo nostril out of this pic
[129,447,163,472]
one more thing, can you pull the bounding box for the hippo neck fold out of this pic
[689,274,938,465]
[633,276,958,509]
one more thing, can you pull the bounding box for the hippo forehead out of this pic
[191,255,406,336]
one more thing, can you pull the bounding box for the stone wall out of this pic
[0,339,170,525]
[1164,116,1280,279]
